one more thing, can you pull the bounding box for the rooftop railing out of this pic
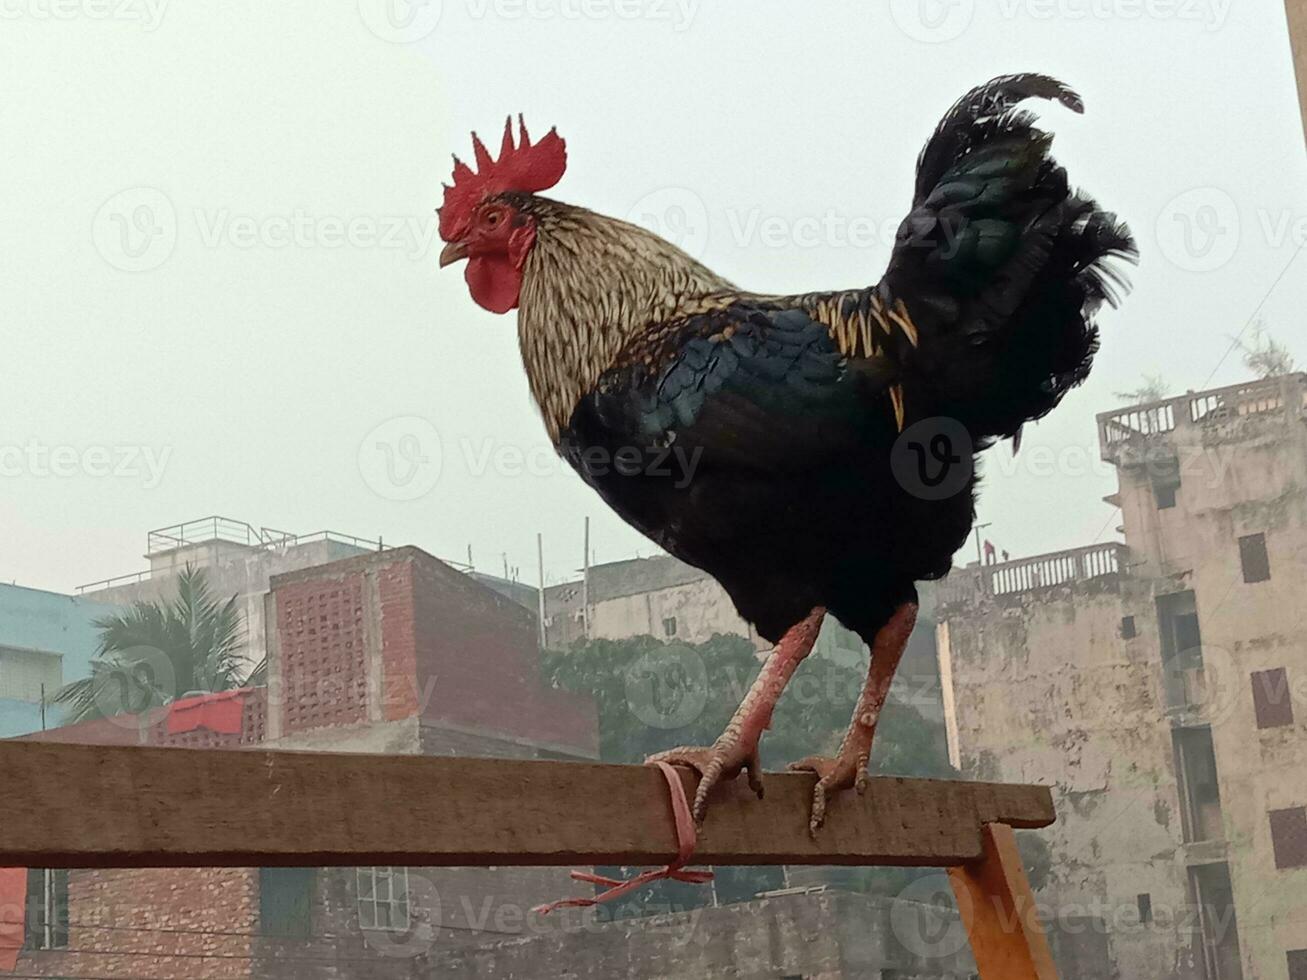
[937,542,1130,609]
[1097,373,1307,462]
[76,517,469,594]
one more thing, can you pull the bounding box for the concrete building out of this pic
[937,374,1307,980]
[422,888,979,979]
[72,517,454,672]
[9,545,598,980]
[541,553,946,723]
[0,584,115,737]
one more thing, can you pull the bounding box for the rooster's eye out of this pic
[485,211,500,227]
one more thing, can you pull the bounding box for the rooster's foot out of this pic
[645,739,764,827]
[788,753,870,837]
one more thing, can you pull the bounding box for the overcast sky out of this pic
[1,0,1304,593]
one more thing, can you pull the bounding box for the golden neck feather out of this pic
[514,198,733,442]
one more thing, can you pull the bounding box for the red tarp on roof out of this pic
[166,688,251,736]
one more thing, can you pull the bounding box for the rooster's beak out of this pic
[439,240,469,268]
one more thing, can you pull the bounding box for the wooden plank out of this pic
[0,742,1053,869]
[1290,0,1307,145]
[949,823,1060,980]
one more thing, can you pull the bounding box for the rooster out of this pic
[438,74,1136,833]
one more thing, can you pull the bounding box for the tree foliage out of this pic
[54,566,252,723]
[1235,319,1295,379]
[1113,373,1169,406]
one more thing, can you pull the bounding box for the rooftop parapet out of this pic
[937,542,1130,611]
[1096,373,1307,466]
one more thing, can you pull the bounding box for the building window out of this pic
[1136,893,1152,924]
[259,868,314,938]
[1270,807,1307,870]
[662,616,677,638]
[24,870,68,950]
[0,647,63,704]
[1238,533,1271,583]
[1173,727,1224,843]
[1120,615,1137,639]
[1288,948,1307,980]
[1150,452,1181,510]
[357,867,409,931]
[1251,668,1294,729]
[1157,592,1203,711]
[1188,862,1243,980]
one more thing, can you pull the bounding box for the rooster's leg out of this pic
[789,602,918,836]
[646,606,826,826]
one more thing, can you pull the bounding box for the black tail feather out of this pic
[884,73,1138,439]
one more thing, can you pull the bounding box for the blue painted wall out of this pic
[0,584,116,738]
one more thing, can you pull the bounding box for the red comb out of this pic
[439,116,567,241]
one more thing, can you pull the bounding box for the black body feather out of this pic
[560,74,1137,645]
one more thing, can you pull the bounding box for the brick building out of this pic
[936,374,1307,980]
[8,546,597,980]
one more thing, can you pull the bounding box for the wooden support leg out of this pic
[948,822,1059,980]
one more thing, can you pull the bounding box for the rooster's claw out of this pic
[646,741,764,826]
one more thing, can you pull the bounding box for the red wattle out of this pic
[465,255,522,314]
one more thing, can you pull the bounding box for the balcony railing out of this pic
[1097,373,1307,462]
[937,542,1129,608]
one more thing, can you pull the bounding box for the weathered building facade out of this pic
[938,374,1307,980]
[9,547,598,980]
[542,554,946,723]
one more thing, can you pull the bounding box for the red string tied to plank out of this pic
[531,761,713,915]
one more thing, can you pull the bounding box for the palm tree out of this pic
[54,565,253,724]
